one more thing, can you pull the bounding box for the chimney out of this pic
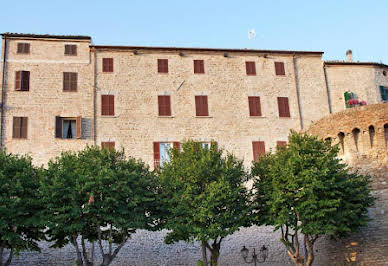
[346,49,353,62]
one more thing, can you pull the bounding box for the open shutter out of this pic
[12,117,20,138]
[173,142,180,150]
[76,116,82,139]
[21,117,28,138]
[21,71,30,91]
[153,142,160,168]
[55,116,62,138]
[15,71,21,90]
[202,96,208,116]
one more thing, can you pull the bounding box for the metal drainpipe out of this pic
[323,64,333,114]
[1,36,7,150]
[292,54,304,130]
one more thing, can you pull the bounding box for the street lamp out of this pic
[240,245,268,266]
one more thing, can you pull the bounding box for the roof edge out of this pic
[324,61,388,68]
[1,33,91,40]
[90,45,324,55]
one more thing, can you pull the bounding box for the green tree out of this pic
[42,146,159,266]
[0,151,44,266]
[251,131,374,266]
[158,141,251,266]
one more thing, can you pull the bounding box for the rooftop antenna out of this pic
[248,29,256,40]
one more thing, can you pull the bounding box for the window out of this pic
[158,59,168,73]
[15,71,30,91]
[252,141,265,161]
[274,62,285,76]
[245,61,256,75]
[369,125,375,148]
[195,96,209,116]
[55,116,82,139]
[102,58,114,72]
[158,95,171,116]
[277,97,290,118]
[101,95,114,116]
[380,86,388,101]
[194,60,205,74]
[101,142,115,151]
[12,117,28,139]
[153,142,180,168]
[248,96,262,116]
[63,72,77,91]
[277,141,287,148]
[64,45,77,56]
[17,43,30,54]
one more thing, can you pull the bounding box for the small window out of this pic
[102,58,114,72]
[369,125,375,148]
[380,86,388,101]
[277,97,290,118]
[275,62,285,76]
[338,132,345,154]
[383,71,387,76]
[63,72,77,91]
[384,124,388,146]
[64,45,77,56]
[158,59,168,73]
[248,96,262,116]
[101,95,115,116]
[15,71,30,91]
[17,43,30,54]
[252,141,265,161]
[194,60,205,74]
[195,96,209,116]
[158,95,171,116]
[277,141,287,148]
[55,116,82,139]
[352,128,360,152]
[12,117,28,139]
[245,61,256,75]
[101,141,115,151]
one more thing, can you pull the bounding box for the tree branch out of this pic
[4,248,12,266]
[97,226,104,256]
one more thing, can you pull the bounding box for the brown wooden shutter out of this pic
[15,71,21,90]
[63,72,69,91]
[195,96,208,116]
[55,116,63,138]
[153,142,160,168]
[21,71,30,91]
[24,44,30,54]
[275,62,285,76]
[109,95,114,116]
[277,141,287,148]
[278,97,290,117]
[248,96,261,116]
[103,58,113,72]
[12,117,20,138]
[173,142,180,150]
[76,116,82,139]
[252,141,265,161]
[17,43,30,54]
[102,141,115,150]
[194,60,204,74]
[158,59,168,73]
[158,95,171,116]
[71,45,77,55]
[65,45,70,55]
[101,95,114,116]
[71,73,77,91]
[21,117,28,138]
[17,43,23,53]
[246,61,256,75]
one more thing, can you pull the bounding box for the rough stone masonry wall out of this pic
[307,103,388,265]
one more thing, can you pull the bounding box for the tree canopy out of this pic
[158,141,251,266]
[251,131,374,266]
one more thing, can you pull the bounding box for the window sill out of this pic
[100,115,118,118]
[278,116,291,119]
[195,116,213,118]
[158,115,175,118]
[248,116,266,118]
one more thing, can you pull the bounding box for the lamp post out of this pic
[240,245,268,266]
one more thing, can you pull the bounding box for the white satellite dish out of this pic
[248,29,256,40]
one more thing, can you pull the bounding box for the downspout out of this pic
[292,54,304,130]
[92,47,97,147]
[1,36,8,150]
[323,63,333,114]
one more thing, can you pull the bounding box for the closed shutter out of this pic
[246,61,256,75]
[153,142,160,168]
[63,72,70,91]
[103,58,113,72]
[278,97,290,117]
[63,72,77,91]
[76,116,82,139]
[275,62,285,76]
[277,141,287,148]
[71,45,77,55]
[158,59,168,73]
[109,95,114,116]
[65,45,70,55]
[101,95,114,116]
[21,117,28,138]
[17,43,23,53]
[248,96,261,116]
[195,96,208,116]
[15,71,21,90]
[21,71,30,91]
[102,142,115,150]
[12,117,21,138]
[252,141,265,161]
[55,116,62,138]
[158,95,171,116]
[71,73,77,91]
[173,142,180,150]
[17,43,30,54]
[194,60,204,74]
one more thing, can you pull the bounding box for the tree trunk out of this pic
[209,247,220,266]
[201,241,208,266]
[71,236,83,266]
[0,248,13,266]
[286,249,303,266]
[304,235,315,266]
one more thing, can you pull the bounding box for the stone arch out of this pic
[368,125,375,148]
[338,132,345,154]
[352,128,361,152]
[385,124,388,146]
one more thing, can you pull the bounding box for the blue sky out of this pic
[1,0,387,63]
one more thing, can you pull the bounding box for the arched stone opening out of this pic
[384,124,388,146]
[368,125,375,148]
[338,132,345,154]
[352,128,361,152]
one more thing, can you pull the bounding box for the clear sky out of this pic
[1,0,387,63]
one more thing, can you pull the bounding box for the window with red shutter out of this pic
[277,97,290,118]
[17,43,30,54]
[153,142,160,169]
[195,96,209,116]
[158,95,171,116]
[101,142,115,151]
[101,95,115,116]
[64,45,77,56]
[277,141,287,148]
[252,141,265,161]
[248,96,262,116]
[15,71,30,91]
[245,61,256,75]
[275,62,285,76]
[63,72,77,91]
[102,58,114,72]
[12,117,28,139]
[194,60,205,74]
[157,59,168,73]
